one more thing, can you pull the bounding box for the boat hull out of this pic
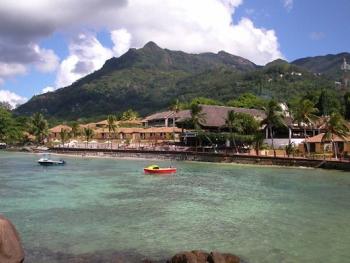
[38,161,65,166]
[144,168,176,174]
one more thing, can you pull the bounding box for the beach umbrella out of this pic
[90,140,98,144]
[53,139,60,143]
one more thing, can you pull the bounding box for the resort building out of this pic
[142,110,190,128]
[94,127,182,142]
[48,125,72,141]
[300,133,350,156]
[263,117,327,148]
[142,105,328,148]
[94,119,142,128]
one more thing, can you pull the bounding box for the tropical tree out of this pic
[292,99,319,156]
[0,106,23,144]
[316,89,341,116]
[322,112,350,159]
[261,100,285,157]
[83,127,94,148]
[59,128,70,147]
[225,110,239,153]
[190,103,206,130]
[170,99,182,142]
[70,122,80,138]
[344,92,350,120]
[252,131,265,156]
[29,113,48,144]
[226,93,267,109]
[107,114,117,148]
[190,103,206,151]
[120,109,139,121]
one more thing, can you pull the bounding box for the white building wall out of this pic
[264,138,305,148]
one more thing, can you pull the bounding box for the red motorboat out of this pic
[144,165,177,174]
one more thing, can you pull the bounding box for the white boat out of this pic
[38,154,66,166]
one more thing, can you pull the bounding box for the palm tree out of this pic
[83,127,94,148]
[30,113,48,144]
[225,110,239,153]
[261,100,285,157]
[253,131,265,156]
[70,122,80,139]
[59,128,70,147]
[322,112,349,159]
[107,115,117,149]
[190,103,206,130]
[190,103,206,151]
[293,99,318,156]
[170,99,181,142]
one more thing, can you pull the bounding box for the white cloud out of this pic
[283,0,293,12]
[111,29,132,57]
[55,33,113,87]
[0,89,27,109]
[106,0,282,65]
[0,62,27,84]
[33,46,59,73]
[0,0,284,90]
[41,86,55,94]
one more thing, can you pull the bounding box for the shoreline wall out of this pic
[49,147,350,171]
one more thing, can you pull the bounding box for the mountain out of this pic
[292,52,350,80]
[15,42,338,120]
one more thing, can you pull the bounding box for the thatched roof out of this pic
[305,133,350,143]
[176,105,265,128]
[49,125,72,133]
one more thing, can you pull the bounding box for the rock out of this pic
[168,251,198,263]
[0,215,25,263]
[168,250,241,263]
[208,252,240,263]
[191,250,209,263]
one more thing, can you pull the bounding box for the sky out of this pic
[0,0,349,108]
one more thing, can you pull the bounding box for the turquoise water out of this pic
[1,152,350,263]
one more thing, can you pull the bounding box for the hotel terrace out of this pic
[48,119,182,146]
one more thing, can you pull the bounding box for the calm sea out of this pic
[1,152,350,263]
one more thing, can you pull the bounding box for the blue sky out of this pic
[0,0,349,107]
[235,0,350,60]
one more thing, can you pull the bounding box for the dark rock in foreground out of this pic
[168,250,242,263]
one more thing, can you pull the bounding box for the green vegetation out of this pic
[226,93,267,109]
[261,100,285,157]
[15,43,348,121]
[107,114,117,148]
[291,98,319,155]
[70,122,80,138]
[0,106,25,144]
[119,109,139,121]
[83,127,94,147]
[29,113,49,144]
[59,128,70,146]
[322,112,350,159]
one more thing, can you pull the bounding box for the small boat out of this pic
[144,165,176,174]
[38,154,66,166]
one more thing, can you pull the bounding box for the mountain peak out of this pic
[143,41,161,50]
